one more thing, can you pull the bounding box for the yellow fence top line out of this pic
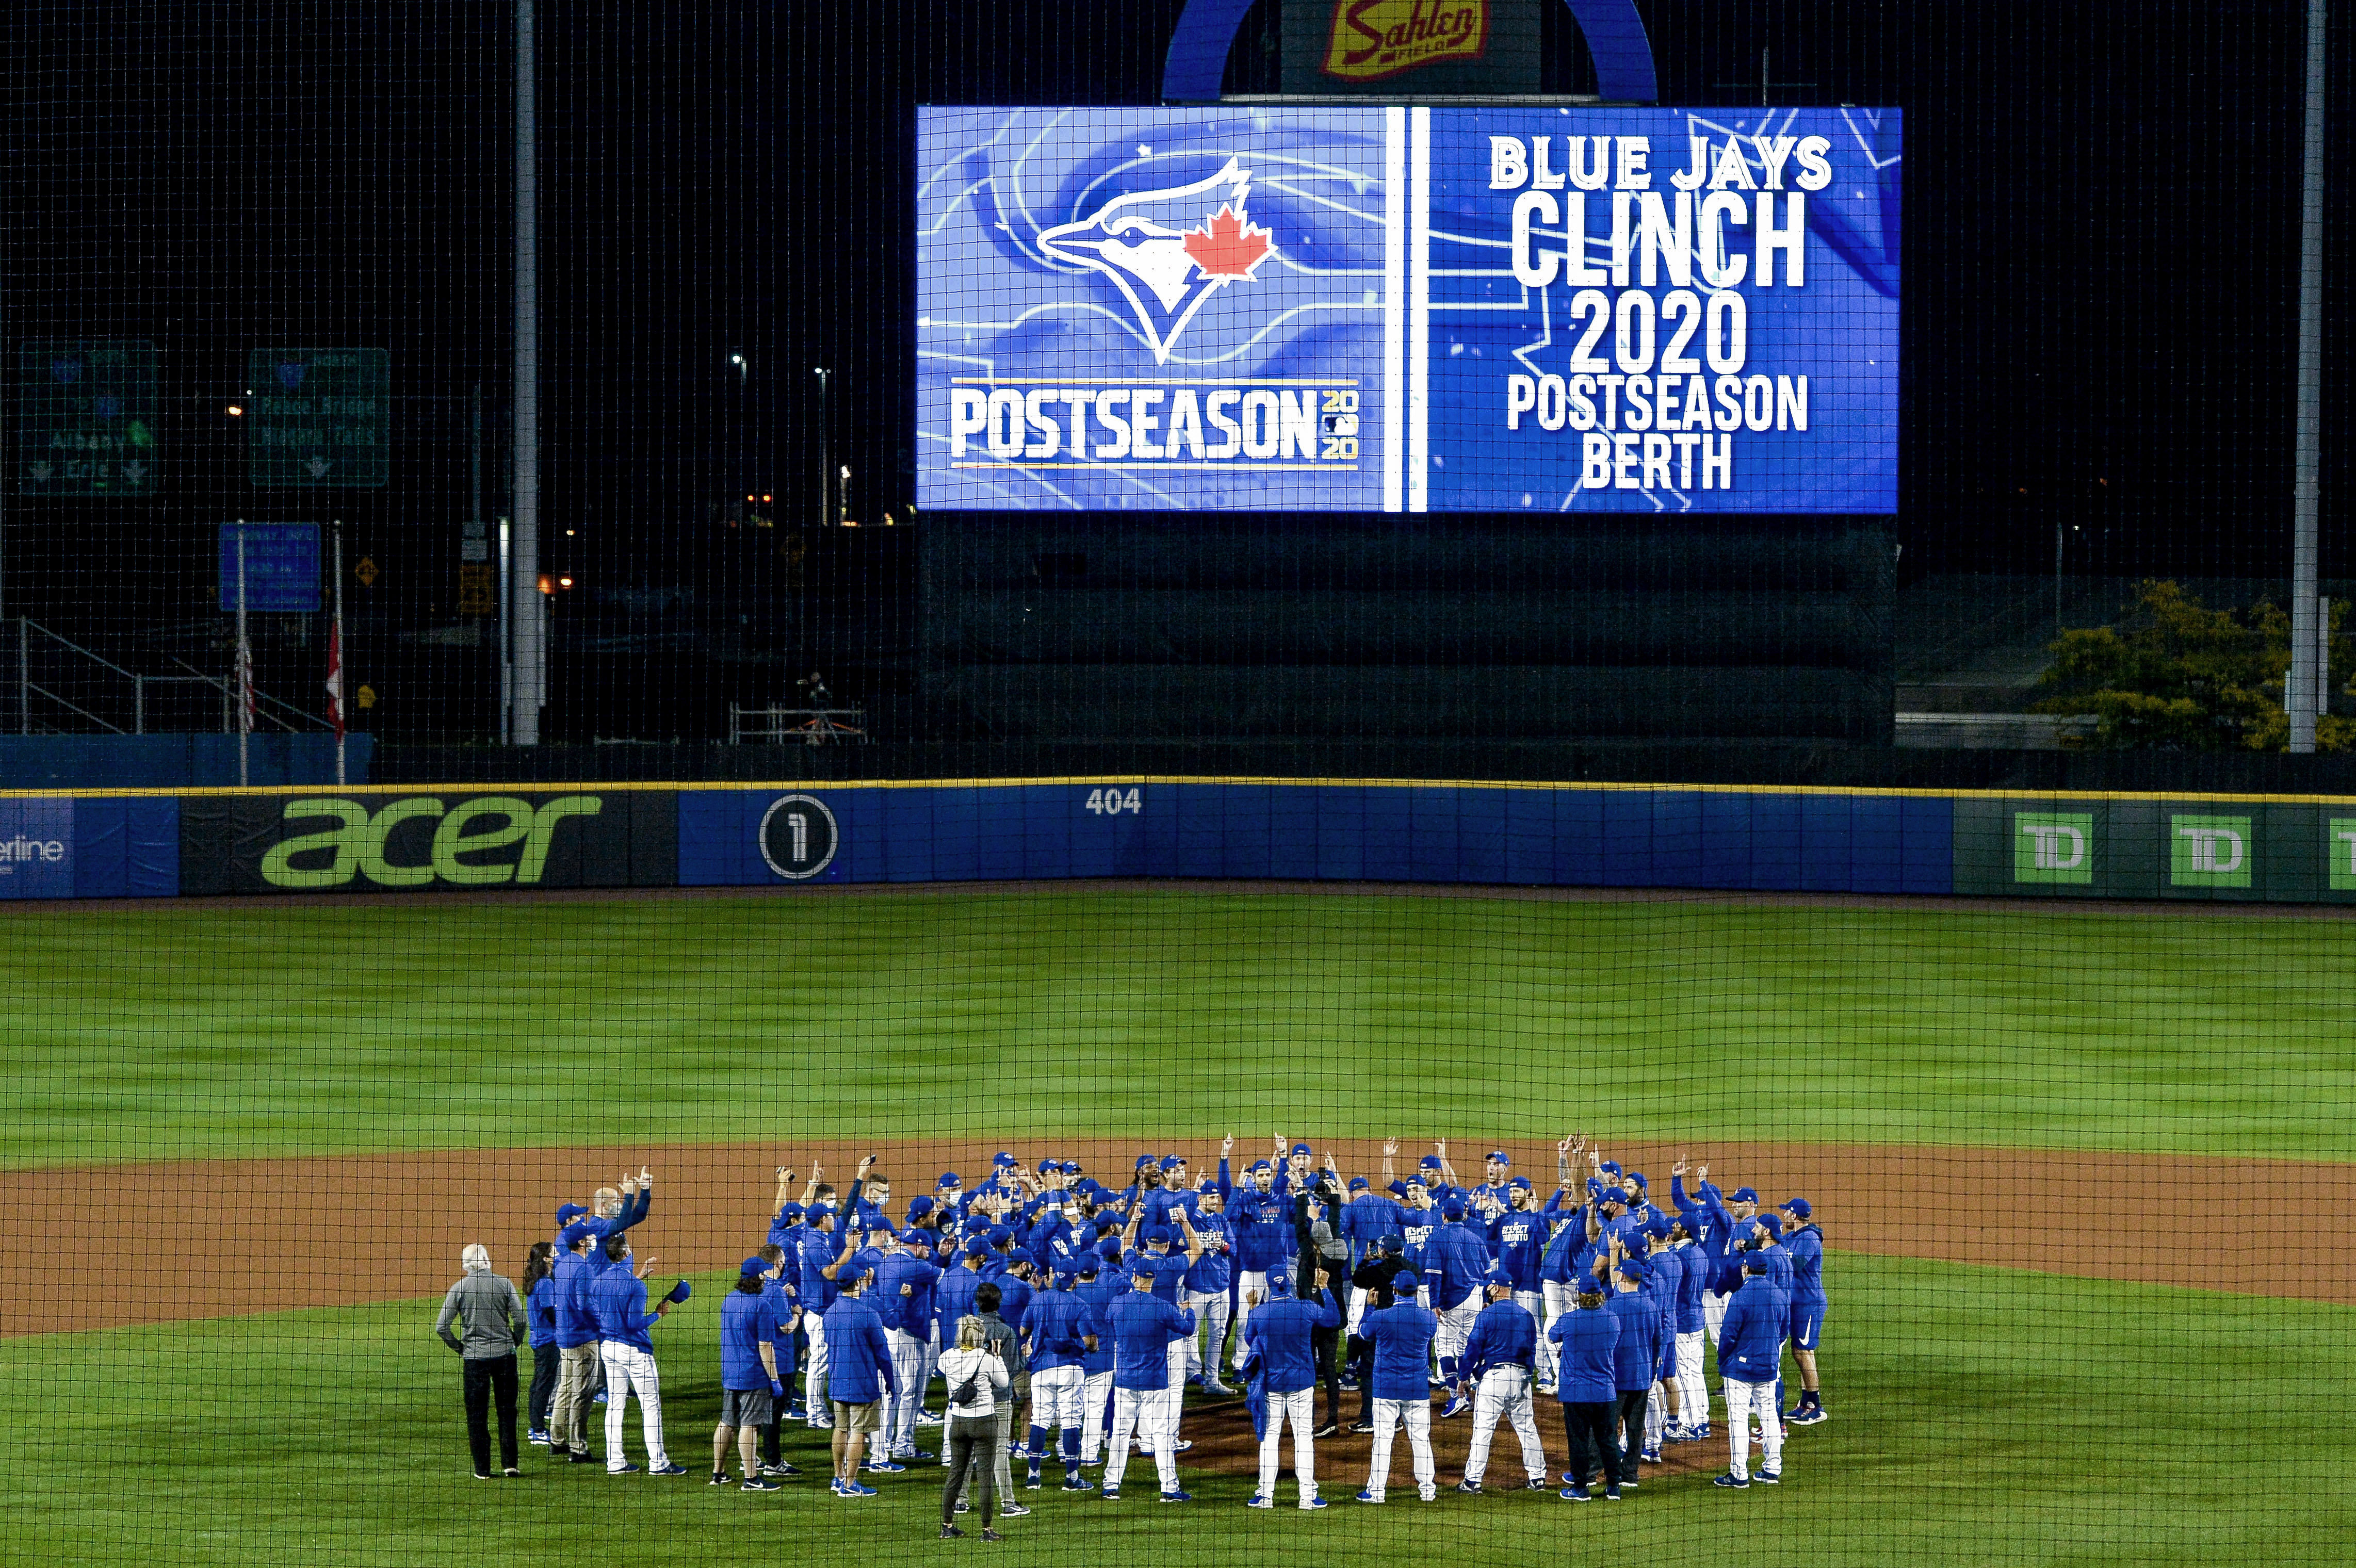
[9,776,2356,806]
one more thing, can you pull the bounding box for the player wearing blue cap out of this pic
[822,1266,897,1497]
[1355,1261,1439,1503]
[1712,1253,1786,1487]
[546,1222,603,1462]
[1424,1198,1491,1418]
[1073,1251,1123,1467]
[1781,1198,1828,1423]
[713,1255,790,1490]
[1548,1278,1620,1501]
[1019,1269,1100,1492]
[589,1232,689,1476]
[1101,1255,1198,1502]
[1239,1262,1340,1510]
[877,1230,943,1464]
[1227,1159,1289,1375]
[1183,1177,1237,1397]
[1604,1255,1660,1491]
[1392,1172,1438,1313]
[1455,1271,1548,1493]
[1339,1155,1403,1335]
[749,1244,802,1478]
[1487,1179,1554,1393]
[1634,1223,1683,1450]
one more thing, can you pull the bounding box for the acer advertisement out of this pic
[916,106,1899,514]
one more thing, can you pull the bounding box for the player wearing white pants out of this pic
[1722,1377,1782,1482]
[1703,1285,1730,1346]
[1259,1386,1319,1506]
[800,1311,831,1426]
[1540,1279,1572,1389]
[1432,1297,1481,1398]
[1513,1290,1554,1387]
[1184,1289,1231,1388]
[1105,1387,1179,1495]
[885,1328,928,1457]
[1677,1329,1709,1428]
[1464,1365,1547,1488]
[1029,1363,1085,1478]
[599,1341,671,1473]
[1364,1398,1435,1500]
[1078,1368,1114,1463]
[1229,1272,1269,1370]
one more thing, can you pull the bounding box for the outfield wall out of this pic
[7,780,2356,905]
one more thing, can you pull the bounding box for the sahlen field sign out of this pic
[916,106,1898,513]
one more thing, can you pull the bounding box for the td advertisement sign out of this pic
[1955,798,2356,902]
[179,791,677,894]
[916,105,1899,513]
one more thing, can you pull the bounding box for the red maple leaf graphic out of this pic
[1183,204,1274,279]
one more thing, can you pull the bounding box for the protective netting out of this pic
[2,4,2353,1566]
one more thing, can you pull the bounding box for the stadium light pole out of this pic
[814,367,831,529]
[2288,0,2328,752]
[511,0,545,747]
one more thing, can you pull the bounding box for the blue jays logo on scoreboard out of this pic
[917,106,1899,514]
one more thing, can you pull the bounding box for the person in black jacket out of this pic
[1345,1236,1414,1433]
[1290,1169,1353,1437]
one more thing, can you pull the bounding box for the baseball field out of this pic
[5,884,2352,1566]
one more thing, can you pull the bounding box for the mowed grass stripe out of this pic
[0,1253,2345,1566]
[7,889,2352,1166]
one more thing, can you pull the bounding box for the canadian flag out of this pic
[324,622,345,742]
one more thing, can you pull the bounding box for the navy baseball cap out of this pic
[1484,1266,1513,1286]
[1743,1253,1769,1272]
[1404,1170,1428,1187]
[965,1240,989,1259]
[1756,1213,1783,1236]
[1645,1217,1673,1240]
[839,1265,871,1287]
[906,1196,936,1219]
[1077,1257,1099,1278]
[559,1221,594,1248]
[1051,1271,1076,1290]
[1380,1233,1405,1254]
[1129,1257,1157,1279]
[1006,1247,1035,1266]
[741,1255,771,1277]
[1418,1154,1443,1169]
[555,1202,588,1224]
[1508,1177,1532,1191]
[1730,1186,1760,1203]
[1348,1177,1370,1191]
[1784,1197,1812,1218]
[986,1226,1014,1247]
[1143,1226,1173,1248]
[1440,1199,1467,1222]
[1097,1238,1123,1260]
[1160,1155,1185,1172]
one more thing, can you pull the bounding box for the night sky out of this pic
[1,0,2347,735]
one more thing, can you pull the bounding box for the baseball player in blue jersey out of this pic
[1019,1270,1101,1491]
[1424,1199,1491,1417]
[1455,1268,1548,1493]
[1548,1280,1621,1501]
[1781,1198,1829,1423]
[1486,1180,1554,1390]
[1101,1257,1198,1502]
[588,1233,689,1476]
[1183,1177,1236,1395]
[1356,1270,1440,1503]
[1227,1159,1290,1373]
[1604,1257,1660,1491]
[1073,1251,1123,1466]
[1241,1265,1341,1509]
[1663,1214,1710,1439]
[1712,1253,1786,1487]
[1392,1174,1438,1312]
[713,1255,788,1490]
[877,1231,943,1463]
[546,1222,603,1462]
[1635,1221,1684,1450]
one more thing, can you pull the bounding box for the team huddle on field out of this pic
[438,1137,1829,1534]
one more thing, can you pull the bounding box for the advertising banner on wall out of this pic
[178,791,678,895]
[916,105,1899,513]
[1952,798,2356,903]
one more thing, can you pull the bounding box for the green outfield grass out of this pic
[2,1252,2344,1566]
[9,888,2353,1166]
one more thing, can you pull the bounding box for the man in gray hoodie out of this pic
[437,1243,529,1478]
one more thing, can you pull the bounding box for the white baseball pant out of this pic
[1364,1396,1434,1499]
[597,1342,669,1473]
[1513,1290,1555,1386]
[1230,1272,1269,1369]
[1540,1281,1571,1385]
[1030,1363,1084,1448]
[1345,1285,1369,1336]
[1078,1369,1114,1463]
[1185,1289,1232,1383]
[1677,1330,1708,1425]
[1106,1386,1179,1495]
[885,1328,927,1456]
[1645,1381,1668,1447]
[1703,1286,1730,1346]
[1722,1376,1782,1481]
[1433,1297,1480,1380]
[1165,1338,1190,1435]
[801,1312,832,1426]
[1257,1385,1319,1505]
[1463,1365,1546,1486]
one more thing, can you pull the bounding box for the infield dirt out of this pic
[13,1136,2349,1338]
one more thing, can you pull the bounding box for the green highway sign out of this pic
[15,340,160,496]
[247,348,388,487]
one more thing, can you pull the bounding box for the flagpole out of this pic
[236,526,250,789]
[333,520,347,786]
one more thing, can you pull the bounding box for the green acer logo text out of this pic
[258,796,603,888]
